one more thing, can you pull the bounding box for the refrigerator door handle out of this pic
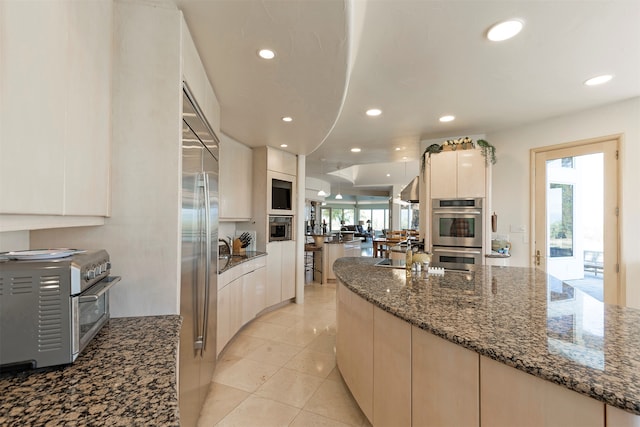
[201,172,211,354]
[194,173,206,353]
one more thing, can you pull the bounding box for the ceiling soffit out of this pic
[177,0,351,156]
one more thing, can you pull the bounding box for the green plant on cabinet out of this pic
[421,137,497,172]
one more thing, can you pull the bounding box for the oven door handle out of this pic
[78,276,121,303]
[433,210,482,215]
[433,248,482,255]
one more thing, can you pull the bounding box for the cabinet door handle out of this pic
[535,250,541,266]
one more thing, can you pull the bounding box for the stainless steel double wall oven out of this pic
[431,198,483,270]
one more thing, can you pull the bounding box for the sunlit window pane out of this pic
[548,182,574,257]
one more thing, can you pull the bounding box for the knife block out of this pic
[233,239,245,255]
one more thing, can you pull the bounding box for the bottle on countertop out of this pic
[405,240,413,273]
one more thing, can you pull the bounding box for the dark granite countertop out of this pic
[333,257,640,416]
[218,251,267,273]
[0,315,181,426]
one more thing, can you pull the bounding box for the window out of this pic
[358,208,389,232]
[400,206,419,230]
[320,207,355,232]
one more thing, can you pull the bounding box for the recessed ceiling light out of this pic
[258,49,275,59]
[487,20,523,42]
[281,116,293,122]
[584,74,613,86]
[439,115,455,122]
[351,148,361,153]
[386,173,391,177]
[402,156,408,160]
[280,144,288,148]
[366,108,382,117]
[395,147,401,151]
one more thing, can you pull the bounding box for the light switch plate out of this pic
[510,224,526,233]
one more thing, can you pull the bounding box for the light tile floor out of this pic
[197,282,371,427]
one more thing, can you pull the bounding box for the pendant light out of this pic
[317,159,327,196]
[335,180,343,200]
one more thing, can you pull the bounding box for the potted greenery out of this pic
[476,139,497,166]
[421,138,497,172]
[421,143,442,172]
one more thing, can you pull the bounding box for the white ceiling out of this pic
[176,0,640,193]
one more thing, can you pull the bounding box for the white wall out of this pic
[488,97,640,308]
[0,231,29,252]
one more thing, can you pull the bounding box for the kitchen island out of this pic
[0,316,181,426]
[334,257,640,426]
[322,238,361,284]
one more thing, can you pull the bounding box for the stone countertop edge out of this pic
[323,239,361,245]
[333,257,640,416]
[485,252,511,258]
[0,315,182,426]
[218,251,267,273]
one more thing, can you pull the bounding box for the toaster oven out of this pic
[0,249,120,371]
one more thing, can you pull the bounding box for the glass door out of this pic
[533,139,619,304]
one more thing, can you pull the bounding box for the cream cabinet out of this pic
[0,1,111,224]
[429,149,486,199]
[336,282,374,422]
[266,241,296,305]
[412,326,480,426]
[280,240,296,300]
[266,242,283,306]
[246,264,267,320]
[219,136,252,221]
[485,256,511,267]
[216,282,230,355]
[267,148,297,175]
[216,257,267,356]
[480,356,603,427]
[373,307,411,426]
[323,241,361,283]
[606,405,640,426]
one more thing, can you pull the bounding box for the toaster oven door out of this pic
[72,276,121,358]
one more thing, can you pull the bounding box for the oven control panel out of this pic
[70,250,111,295]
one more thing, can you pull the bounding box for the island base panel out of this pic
[412,326,480,427]
[373,306,411,426]
[481,356,604,427]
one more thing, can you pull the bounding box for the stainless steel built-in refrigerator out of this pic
[180,85,219,427]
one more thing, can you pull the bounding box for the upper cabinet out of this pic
[0,1,112,229]
[267,148,297,176]
[219,135,253,221]
[181,13,220,134]
[429,149,487,199]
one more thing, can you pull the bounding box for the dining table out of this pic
[372,237,402,258]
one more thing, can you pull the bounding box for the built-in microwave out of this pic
[269,216,293,241]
